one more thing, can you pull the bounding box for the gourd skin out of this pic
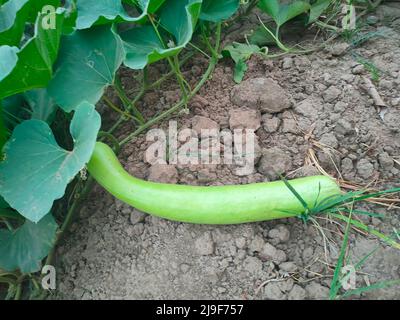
[87,142,341,225]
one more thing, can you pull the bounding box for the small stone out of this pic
[282,57,293,69]
[148,164,178,183]
[296,165,320,177]
[335,119,353,135]
[268,225,290,243]
[305,283,330,300]
[383,109,400,132]
[281,118,298,134]
[378,152,394,171]
[357,159,375,179]
[192,115,220,134]
[258,147,292,180]
[302,247,314,262]
[341,158,354,173]
[180,263,190,273]
[319,132,338,149]
[288,285,306,300]
[322,86,341,103]
[249,235,265,253]
[231,78,292,113]
[352,64,365,75]
[279,262,298,273]
[129,209,147,225]
[259,243,287,263]
[195,232,215,255]
[235,237,246,249]
[294,98,319,120]
[243,256,263,273]
[262,115,281,133]
[263,282,286,300]
[229,108,261,131]
[328,42,349,56]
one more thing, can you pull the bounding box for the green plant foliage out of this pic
[0,0,30,46]
[48,25,124,111]
[75,0,161,30]
[0,214,58,273]
[308,0,331,23]
[0,10,64,100]
[0,45,18,82]
[0,102,101,223]
[24,88,58,123]
[0,104,7,151]
[258,0,311,27]
[200,0,239,22]
[121,0,202,70]
[222,42,267,83]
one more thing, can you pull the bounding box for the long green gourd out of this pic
[87,142,341,224]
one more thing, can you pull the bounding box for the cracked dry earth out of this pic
[54,5,400,300]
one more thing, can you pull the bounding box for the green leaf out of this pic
[223,42,266,83]
[259,0,310,27]
[0,10,64,100]
[308,0,331,23]
[0,102,101,223]
[0,195,8,208]
[258,0,279,21]
[0,0,30,46]
[48,25,124,112]
[0,45,18,81]
[24,88,58,123]
[121,0,202,70]
[75,0,158,30]
[200,0,239,22]
[222,42,266,64]
[0,214,58,273]
[0,104,7,151]
[233,59,247,83]
[248,26,276,46]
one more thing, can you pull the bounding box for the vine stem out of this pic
[114,76,145,124]
[120,23,222,146]
[45,177,95,267]
[147,15,190,102]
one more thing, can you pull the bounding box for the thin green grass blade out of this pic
[339,279,400,299]
[329,211,352,300]
[330,213,400,250]
[279,174,309,210]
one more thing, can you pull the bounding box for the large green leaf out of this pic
[75,0,160,30]
[0,0,30,46]
[0,104,7,151]
[308,0,331,23]
[0,102,101,223]
[200,0,239,22]
[0,45,18,81]
[48,25,124,111]
[24,88,58,123]
[121,0,202,70]
[258,0,310,27]
[0,10,64,100]
[0,214,58,273]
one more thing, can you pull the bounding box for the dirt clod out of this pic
[258,147,293,180]
[148,164,179,183]
[231,78,292,113]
